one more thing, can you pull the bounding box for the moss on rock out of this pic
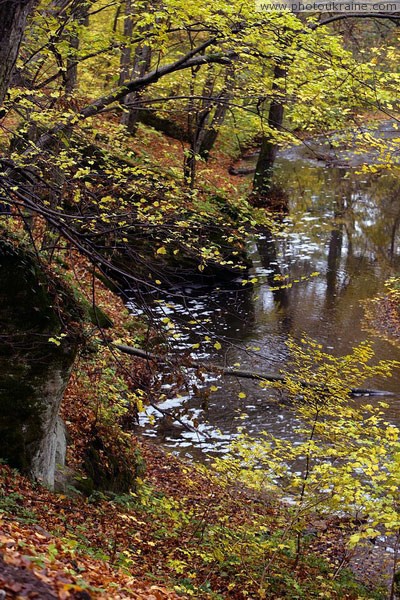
[0,236,83,485]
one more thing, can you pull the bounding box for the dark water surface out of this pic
[128,159,400,460]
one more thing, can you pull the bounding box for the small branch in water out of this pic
[108,342,394,398]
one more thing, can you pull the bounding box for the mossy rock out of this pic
[0,236,84,484]
[60,274,114,329]
[83,426,145,494]
[86,301,113,329]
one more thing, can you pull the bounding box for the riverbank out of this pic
[0,440,390,599]
[0,249,392,599]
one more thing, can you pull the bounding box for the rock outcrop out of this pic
[0,237,82,487]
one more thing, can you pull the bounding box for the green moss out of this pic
[57,272,114,329]
[86,303,114,328]
[0,490,38,524]
[83,427,143,494]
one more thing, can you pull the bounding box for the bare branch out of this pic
[111,343,394,396]
[33,44,234,151]
[309,12,400,30]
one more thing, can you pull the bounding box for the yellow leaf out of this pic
[348,533,360,546]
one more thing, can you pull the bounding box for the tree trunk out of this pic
[119,0,151,134]
[119,0,134,86]
[252,64,286,197]
[65,2,89,94]
[198,99,229,159]
[184,100,213,188]
[183,64,204,187]
[184,66,233,188]
[198,65,234,160]
[0,0,36,107]
[121,44,151,133]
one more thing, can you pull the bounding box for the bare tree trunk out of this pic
[198,97,229,159]
[119,0,134,85]
[121,44,151,133]
[184,66,234,188]
[119,0,151,134]
[198,65,234,160]
[0,0,36,107]
[184,69,214,187]
[65,2,89,94]
[252,64,286,198]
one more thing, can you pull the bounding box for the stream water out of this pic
[128,156,400,461]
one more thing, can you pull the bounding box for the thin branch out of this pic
[310,13,400,30]
[110,342,394,397]
[33,47,234,151]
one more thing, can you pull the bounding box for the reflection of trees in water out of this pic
[371,175,400,262]
[278,160,400,266]
[256,227,292,334]
[338,172,400,264]
[253,165,400,342]
[134,165,400,363]
[130,282,257,345]
[144,164,400,455]
[328,170,400,277]
[206,286,256,341]
[325,173,348,310]
[326,226,343,309]
[390,216,399,259]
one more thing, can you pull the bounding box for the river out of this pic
[128,156,400,461]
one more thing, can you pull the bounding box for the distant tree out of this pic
[119,0,152,134]
[250,14,400,208]
[184,64,235,187]
[252,63,286,199]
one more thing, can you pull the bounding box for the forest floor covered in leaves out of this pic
[0,441,390,600]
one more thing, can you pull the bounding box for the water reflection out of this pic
[130,160,400,459]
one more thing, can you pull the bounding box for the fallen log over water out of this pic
[109,342,394,398]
